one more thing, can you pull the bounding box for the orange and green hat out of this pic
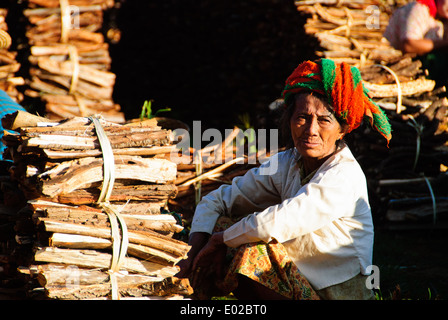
[282,58,392,144]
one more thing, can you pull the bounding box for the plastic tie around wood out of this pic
[90,116,129,300]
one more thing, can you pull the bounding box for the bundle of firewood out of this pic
[1,111,193,299]
[295,0,448,227]
[0,8,25,103]
[295,0,436,98]
[169,127,267,220]
[23,0,125,123]
[295,0,403,65]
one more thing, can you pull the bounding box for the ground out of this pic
[374,228,448,300]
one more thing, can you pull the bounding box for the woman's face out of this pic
[290,93,344,164]
[437,0,448,19]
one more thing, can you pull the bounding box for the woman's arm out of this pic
[402,38,448,55]
[223,162,367,248]
[189,153,285,235]
[177,152,286,278]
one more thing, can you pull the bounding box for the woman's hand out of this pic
[191,232,227,288]
[175,232,210,279]
[402,38,448,55]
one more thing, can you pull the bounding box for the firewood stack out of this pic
[1,111,193,300]
[294,0,437,101]
[23,0,125,123]
[169,127,263,220]
[0,9,25,103]
[295,0,448,226]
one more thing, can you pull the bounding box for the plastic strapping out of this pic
[423,176,437,225]
[68,45,80,95]
[59,0,70,43]
[90,117,115,202]
[90,116,129,300]
[102,202,129,300]
[373,64,402,114]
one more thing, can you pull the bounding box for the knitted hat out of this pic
[282,58,392,144]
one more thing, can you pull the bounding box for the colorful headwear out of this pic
[281,58,392,144]
[417,0,437,17]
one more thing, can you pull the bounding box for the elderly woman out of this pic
[176,59,391,300]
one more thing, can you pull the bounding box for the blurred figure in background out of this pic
[0,89,26,160]
[384,0,448,87]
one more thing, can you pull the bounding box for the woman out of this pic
[384,0,448,55]
[176,59,392,300]
[383,0,448,85]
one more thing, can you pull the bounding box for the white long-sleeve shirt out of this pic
[190,144,373,290]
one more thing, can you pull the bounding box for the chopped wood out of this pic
[32,264,164,287]
[34,247,179,278]
[34,205,182,233]
[0,11,24,102]
[22,0,125,122]
[37,156,176,197]
[364,78,436,98]
[2,113,192,300]
[40,219,189,258]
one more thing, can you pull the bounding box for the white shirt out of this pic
[190,144,374,290]
[384,2,445,50]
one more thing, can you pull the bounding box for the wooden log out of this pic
[43,106,125,123]
[28,264,192,299]
[21,124,170,139]
[25,13,103,35]
[32,264,164,287]
[49,233,183,265]
[22,129,173,150]
[28,199,165,215]
[363,78,436,98]
[21,123,163,136]
[30,43,110,57]
[35,57,116,87]
[44,276,192,300]
[39,219,190,258]
[37,156,177,197]
[29,70,113,100]
[55,184,178,206]
[42,145,175,159]
[36,205,181,232]
[50,232,111,250]
[1,110,53,131]
[39,93,117,109]
[34,247,179,278]
[27,0,114,9]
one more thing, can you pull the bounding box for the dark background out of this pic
[107,0,317,131]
